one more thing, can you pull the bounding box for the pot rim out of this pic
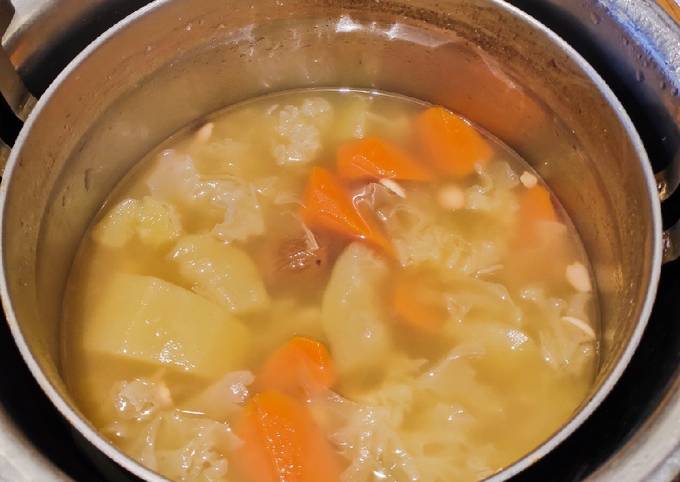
[0,0,663,480]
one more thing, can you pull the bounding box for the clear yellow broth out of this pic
[62,89,599,482]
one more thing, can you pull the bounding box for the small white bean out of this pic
[475,264,504,276]
[157,382,174,408]
[379,178,406,198]
[520,171,538,189]
[438,184,465,210]
[195,122,214,142]
[301,221,320,251]
[561,316,596,339]
[566,262,592,293]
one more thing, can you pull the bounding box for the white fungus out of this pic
[565,262,592,293]
[437,185,466,211]
[519,171,538,189]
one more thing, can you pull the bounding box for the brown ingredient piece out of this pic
[276,235,329,273]
[260,230,341,293]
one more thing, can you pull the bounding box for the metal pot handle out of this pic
[662,220,680,263]
[656,155,680,263]
[655,155,680,202]
[0,0,36,170]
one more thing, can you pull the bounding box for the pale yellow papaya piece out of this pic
[170,234,270,314]
[82,273,250,378]
[92,196,182,248]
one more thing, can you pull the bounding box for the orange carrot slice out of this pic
[519,185,557,223]
[337,137,433,181]
[301,167,392,254]
[257,337,336,397]
[391,274,447,333]
[235,391,342,482]
[510,185,567,282]
[514,184,559,247]
[415,106,492,178]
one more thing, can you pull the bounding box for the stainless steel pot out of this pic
[0,0,676,480]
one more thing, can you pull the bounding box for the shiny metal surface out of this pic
[2,0,151,98]
[0,2,70,480]
[508,4,680,480]
[556,2,680,478]
[0,0,34,120]
[0,0,14,172]
[0,44,34,119]
[0,0,670,481]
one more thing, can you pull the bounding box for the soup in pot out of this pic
[62,89,598,482]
